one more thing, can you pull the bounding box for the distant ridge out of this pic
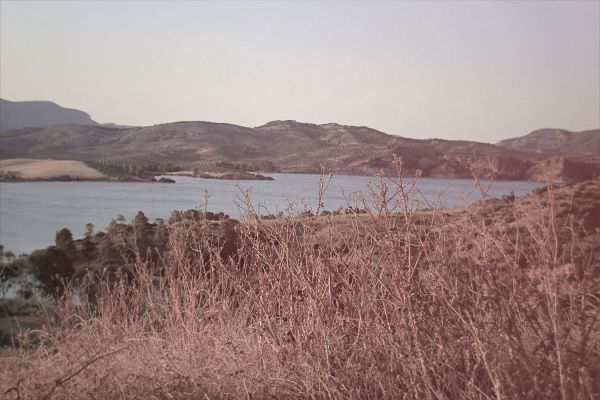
[1,117,598,182]
[0,98,598,182]
[0,98,99,131]
[496,128,600,155]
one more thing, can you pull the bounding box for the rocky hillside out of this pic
[0,118,598,182]
[497,128,600,155]
[0,99,99,131]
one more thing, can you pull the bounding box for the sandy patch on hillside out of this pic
[0,158,106,179]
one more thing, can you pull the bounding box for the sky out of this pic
[0,1,598,142]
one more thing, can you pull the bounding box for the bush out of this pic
[29,246,74,298]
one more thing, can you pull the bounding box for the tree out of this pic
[0,246,15,264]
[81,238,97,260]
[98,238,122,265]
[0,246,18,298]
[5,251,15,263]
[107,215,127,236]
[29,247,74,298]
[153,218,169,255]
[55,228,76,254]
[132,211,152,255]
[0,263,18,298]
[85,223,95,239]
[218,219,239,260]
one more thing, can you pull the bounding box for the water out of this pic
[0,173,543,255]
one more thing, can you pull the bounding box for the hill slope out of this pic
[0,119,598,182]
[496,128,600,155]
[0,120,512,176]
[0,99,98,132]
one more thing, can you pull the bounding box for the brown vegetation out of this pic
[1,166,599,399]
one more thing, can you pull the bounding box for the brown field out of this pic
[0,158,106,179]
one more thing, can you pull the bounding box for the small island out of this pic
[153,176,176,183]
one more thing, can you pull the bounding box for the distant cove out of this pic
[0,173,544,255]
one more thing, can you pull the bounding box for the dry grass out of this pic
[0,159,106,179]
[1,165,598,399]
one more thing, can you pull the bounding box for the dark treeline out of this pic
[0,205,370,302]
[215,160,279,172]
[87,160,280,181]
[0,210,235,301]
[87,162,179,181]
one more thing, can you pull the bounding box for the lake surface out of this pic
[0,173,543,255]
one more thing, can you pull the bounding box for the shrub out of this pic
[29,246,74,298]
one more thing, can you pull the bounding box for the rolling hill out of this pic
[1,118,598,182]
[496,128,600,155]
[1,99,598,182]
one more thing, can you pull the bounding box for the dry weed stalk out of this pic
[1,164,598,399]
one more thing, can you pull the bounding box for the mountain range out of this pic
[0,99,598,182]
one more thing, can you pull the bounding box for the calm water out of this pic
[0,173,543,255]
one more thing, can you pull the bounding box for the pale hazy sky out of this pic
[1,1,598,142]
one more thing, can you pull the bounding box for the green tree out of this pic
[0,246,15,264]
[107,215,127,236]
[55,228,76,254]
[85,223,95,239]
[98,238,122,265]
[29,247,74,298]
[153,218,169,255]
[4,251,15,264]
[218,219,239,260]
[132,211,152,255]
[0,263,18,298]
[0,246,18,297]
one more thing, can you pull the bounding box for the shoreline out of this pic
[0,176,176,184]
[0,171,564,184]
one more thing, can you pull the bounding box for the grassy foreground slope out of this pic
[0,170,598,399]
